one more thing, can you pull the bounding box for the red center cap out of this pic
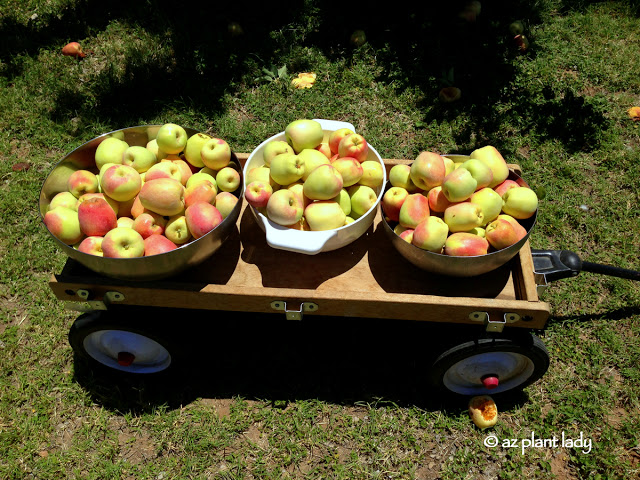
[117,351,136,367]
[482,375,499,389]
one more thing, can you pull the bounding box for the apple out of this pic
[263,140,294,166]
[469,187,503,225]
[168,158,193,185]
[348,184,378,219]
[266,189,304,226]
[444,232,489,256]
[304,200,347,231]
[469,395,498,430]
[144,161,183,183]
[155,123,188,155]
[215,167,241,193]
[77,236,104,256]
[459,158,494,190]
[493,179,520,197]
[303,164,343,200]
[122,145,158,173]
[485,217,521,250]
[77,196,118,237]
[100,164,142,202]
[201,138,231,170]
[330,156,363,187]
[117,216,135,228]
[438,86,462,103]
[441,167,477,202]
[316,142,333,159]
[102,227,145,258]
[284,119,324,153]
[244,180,273,208]
[139,177,185,216]
[444,202,485,232]
[382,186,409,222]
[184,132,212,168]
[331,188,352,216]
[298,148,331,181]
[67,169,99,198]
[467,226,486,237]
[399,228,414,243]
[509,20,524,35]
[185,202,223,239]
[94,137,129,170]
[269,153,305,186]
[443,157,456,176]
[129,195,145,218]
[186,171,217,190]
[501,186,538,219]
[43,206,84,245]
[426,185,455,213]
[247,165,279,190]
[398,192,430,229]
[358,160,384,189]
[497,214,527,240]
[328,127,354,154]
[350,29,367,47]
[146,139,161,160]
[49,191,79,211]
[78,192,119,216]
[144,234,178,256]
[215,191,239,219]
[164,215,192,245]
[412,216,450,253]
[42,163,79,200]
[388,164,420,192]
[338,133,369,162]
[132,211,167,239]
[285,182,310,211]
[410,151,446,190]
[469,146,509,188]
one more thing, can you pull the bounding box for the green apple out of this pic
[101,227,145,258]
[298,148,330,181]
[469,187,503,226]
[358,160,384,189]
[412,216,449,253]
[49,191,79,211]
[215,191,239,219]
[201,138,231,170]
[348,184,378,219]
[215,166,241,192]
[441,167,477,202]
[331,188,352,216]
[95,137,129,170]
[269,152,305,186]
[263,140,294,166]
[284,119,324,153]
[186,171,217,190]
[469,145,509,188]
[247,165,279,190]
[459,158,494,190]
[164,214,192,245]
[501,186,538,219]
[184,132,212,168]
[303,164,343,200]
[122,145,158,173]
[443,202,485,232]
[155,123,188,155]
[388,164,419,192]
[304,200,346,231]
[43,206,84,245]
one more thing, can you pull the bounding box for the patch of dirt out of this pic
[117,428,157,464]
[550,449,577,480]
[605,407,628,429]
[198,398,233,418]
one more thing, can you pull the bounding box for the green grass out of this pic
[2,1,640,479]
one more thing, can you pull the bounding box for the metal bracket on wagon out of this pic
[63,290,125,313]
[469,311,522,332]
[270,301,318,320]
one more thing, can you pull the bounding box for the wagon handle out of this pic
[532,249,640,283]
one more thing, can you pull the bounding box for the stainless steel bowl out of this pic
[39,125,244,281]
[382,157,537,277]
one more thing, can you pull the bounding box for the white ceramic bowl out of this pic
[243,119,386,255]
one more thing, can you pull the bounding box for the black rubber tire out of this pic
[68,309,180,378]
[427,333,550,398]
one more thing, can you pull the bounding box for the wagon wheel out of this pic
[68,310,178,376]
[428,333,550,397]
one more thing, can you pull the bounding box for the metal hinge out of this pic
[469,312,522,332]
[271,301,318,320]
[64,290,125,312]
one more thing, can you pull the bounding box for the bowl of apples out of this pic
[39,124,244,281]
[380,147,538,277]
[243,119,387,255]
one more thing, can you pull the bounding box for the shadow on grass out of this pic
[0,0,619,152]
[70,306,539,415]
